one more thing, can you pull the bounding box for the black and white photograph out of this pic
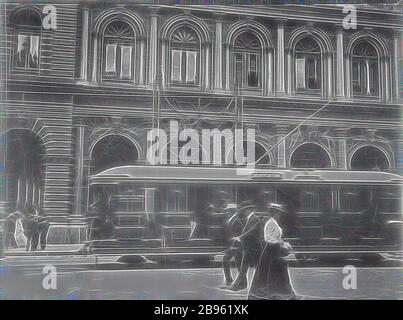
[0,0,402,304]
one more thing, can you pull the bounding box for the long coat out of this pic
[247,241,296,300]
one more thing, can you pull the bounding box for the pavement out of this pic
[0,265,402,300]
[1,244,402,300]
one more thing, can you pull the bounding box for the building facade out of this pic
[1,1,402,250]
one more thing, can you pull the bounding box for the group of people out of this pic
[221,200,297,300]
[3,205,50,251]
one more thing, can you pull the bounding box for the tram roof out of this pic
[89,166,402,186]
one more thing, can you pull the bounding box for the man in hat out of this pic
[229,200,263,291]
[21,205,39,251]
[4,205,24,249]
[35,205,50,250]
[221,203,244,286]
[266,202,287,226]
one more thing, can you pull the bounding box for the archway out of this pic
[350,145,390,171]
[290,143,332,168]
[90,134,140,174]
[3,129,45,212]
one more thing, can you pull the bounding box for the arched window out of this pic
[11,7,42,70]
[234,32,262,89]
[290,143,331,168]
[170,27,200,85]
[351,42,379,97]
[350,146,389,171]
[295,37,321,92]
[103,21,135,81]
[91,135,139,174]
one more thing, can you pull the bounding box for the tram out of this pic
[87,165,402,259]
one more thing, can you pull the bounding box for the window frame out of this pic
[169,27,201,88]
[351,43,380,99]
[233,33,263,92]
[170,49,199,85]
[102,21,136,83]
[294,38,322,95]
[11,10,42,74]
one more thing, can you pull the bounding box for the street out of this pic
[0,255,402,299]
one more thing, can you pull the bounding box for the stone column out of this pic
[213,14,224,92]
[336,27,345,99]
[224,43,232,92]
[139,37,146,85]
[74,124,85,216]
[392,31,400,101]
[344,52,351,99]
[275,125,290,168]
[204,41,211,90]
[268,48,274,95]
[79,8,90,82]
[91,36,98,83]
[334,128,349,170]
[148,8,159,85]
[380,56,388,102]
[276,20,286,96]
[286,48,292,95]
[324,51,333,98]
[161,38,167,89]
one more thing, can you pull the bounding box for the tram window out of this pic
[340,187,371,212]
[301,190,320,212]
[373,187,401,213]
[114,188,145,212]
[165,185,187,212]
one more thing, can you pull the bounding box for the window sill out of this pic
[167,84,201,90]
[351,95,381,102]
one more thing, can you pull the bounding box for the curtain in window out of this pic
[186,51,197,83]
[171,50,182,82]
[296,58,306,90]
[120,45,132,78]
[105,44,117,73]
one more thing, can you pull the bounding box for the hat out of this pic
[267,202,287,214]
[224,203,237,212]
[239,200,257,211]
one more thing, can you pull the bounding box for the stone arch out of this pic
[1,128,46,211]
[289,142,333,168]
[349,144,391,171]
[90,134,141,174]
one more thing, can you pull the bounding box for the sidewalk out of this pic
[4,244,84,256]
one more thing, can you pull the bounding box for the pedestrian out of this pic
[247,212,296,300]
[21,205,39,251]
[4,205,24,249]
[35,206,50,250]
[221,203,244,287]
[229,200,263,291]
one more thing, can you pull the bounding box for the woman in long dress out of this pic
[247,217,297,300]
